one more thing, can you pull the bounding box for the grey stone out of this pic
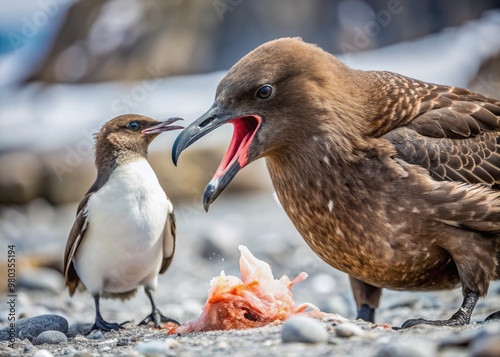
[134,340,177,356]
[72,335,88,343]
[61,347,78,355]
[0,329,11,341]
[117,337,131,346]
[375,340,436,357]
[104,328,119,338]
[33,350,55,357]
[34,330,68,345]
[281,316,328,343]
[335,322,365,338]
[16,314,68,341]
[22,340,34,353]
[87,330,104,340]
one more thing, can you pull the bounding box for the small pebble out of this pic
[105,329,119,337]
[88,330,104,340]
[134,340,176,356]
[117,337,130,346]
[263,339,275,347]
[33,350,54,357]
[34,330,68,345]
[165,339,179,349]
[62,347,77,355]
[23,340,34,353]
[72,335,88,342]
[281,316,328,343]
[335,322,365,338]
[16,314,68,341]
[217,340,229,349]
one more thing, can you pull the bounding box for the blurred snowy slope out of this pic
[0,11,499,153]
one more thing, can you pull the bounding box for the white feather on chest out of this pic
[74,159,171,294]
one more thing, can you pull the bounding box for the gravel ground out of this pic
[1,192,499,356]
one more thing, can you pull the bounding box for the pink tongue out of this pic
[213,117,261,180]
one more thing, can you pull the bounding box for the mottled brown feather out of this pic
[373,73,500,190]
[63,191,93,296]
[160,211,176,274]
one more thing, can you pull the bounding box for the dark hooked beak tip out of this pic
[203,182,216,212]
[202,161,241,212]
[142,117,184,134]
[171,110,218,167]
[172,130,187,167]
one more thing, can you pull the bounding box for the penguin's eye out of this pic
[128,121,140,131]
[256,84,274,101]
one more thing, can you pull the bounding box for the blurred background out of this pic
[1,0,500,327]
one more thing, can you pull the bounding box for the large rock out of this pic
[15,315,68,342]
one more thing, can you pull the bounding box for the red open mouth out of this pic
[213,115,262,180]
